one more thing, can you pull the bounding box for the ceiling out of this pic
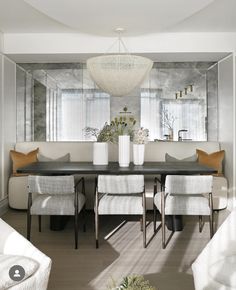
[0,0,235,36]
[0,0,235,63]
[10,52,231,64]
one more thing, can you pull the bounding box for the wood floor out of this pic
[2,209,229,290]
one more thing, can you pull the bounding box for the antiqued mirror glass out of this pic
[16,62,218,142]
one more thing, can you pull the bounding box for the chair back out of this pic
[98,175,144,194]
[28,175,74,194]
[165,175,213,195]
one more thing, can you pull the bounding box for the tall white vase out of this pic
[119,135,130,167]
[133,144,145,165]
[93,142,108,165]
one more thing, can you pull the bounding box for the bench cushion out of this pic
[9,176,28,209]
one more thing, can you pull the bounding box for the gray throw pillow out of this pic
[38,153,70,162]
[165,153,198,162]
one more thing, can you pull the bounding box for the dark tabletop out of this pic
[17,161,217,175]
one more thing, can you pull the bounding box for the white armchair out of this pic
[0,218,51,290]
[192,208,236,290]
[27,175,86,249]
[95,175,146,248]
[154,175,214,249]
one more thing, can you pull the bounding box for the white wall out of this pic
[0,32,3,53]
[218,54,235,209]
[0,54,16,212]
[3,32,236,55]
[0,55,3,204]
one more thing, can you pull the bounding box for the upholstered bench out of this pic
[8,141,228,210]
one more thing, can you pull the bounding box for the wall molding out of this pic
[0,197,8,216]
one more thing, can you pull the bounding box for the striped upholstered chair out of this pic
[154,175,214,249]
[95,175,146,248]
[27,175,86,249]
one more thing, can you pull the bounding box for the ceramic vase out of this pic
[133,144,145,165]
[169,128,174,141]
[93,142,108,165]
[118,135,130,167]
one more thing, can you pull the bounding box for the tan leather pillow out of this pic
[10,148,38,176]
[196,149,225,176]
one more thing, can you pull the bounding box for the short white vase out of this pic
[93,142,108,165]
[118,135,130,167]
[133,144,145,165]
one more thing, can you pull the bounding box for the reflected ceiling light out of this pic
[86,28,153,97]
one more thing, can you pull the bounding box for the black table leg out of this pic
[50,216,70,231]
[166,215,183,231]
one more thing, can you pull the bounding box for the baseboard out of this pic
[0,197,9,216]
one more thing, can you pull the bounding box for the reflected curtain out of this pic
[59,89,110,141]
[161,99,206,141]
[140,88,162,140]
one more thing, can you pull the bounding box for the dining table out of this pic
[17,160,216,176]
[18,161,217,231]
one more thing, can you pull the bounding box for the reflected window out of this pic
[59,89,109,141]
[161,99,206,141]
[16,65,110,141]
[140,65,209,141]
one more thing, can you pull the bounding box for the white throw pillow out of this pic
[0,254,39,289]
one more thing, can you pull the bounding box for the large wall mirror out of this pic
[16,62,218,142]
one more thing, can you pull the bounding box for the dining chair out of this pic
[154,175,214,249]
[27,175,86,249]
[95,175,146,248]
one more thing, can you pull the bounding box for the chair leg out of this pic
[27,193,32,241]
[95,184,99,248]
[82,206,86,232]
[38,215,41,232]
[161,192,166,249]
[74,213,78,249]
[153,203,157,233]
[213,210,218,232]
[209,192,214,239]
[142,191,147,248]
[140,218,143,232]
[161,211,166,249]
[143,212,146,248]
[199,215,203,233]
[95,211,99,248]
[27,210,31,241]
[209,213,214,238]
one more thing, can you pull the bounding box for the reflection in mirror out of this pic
[16,65,110,141]
[140,64,213,141]
[16,62,218,142]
